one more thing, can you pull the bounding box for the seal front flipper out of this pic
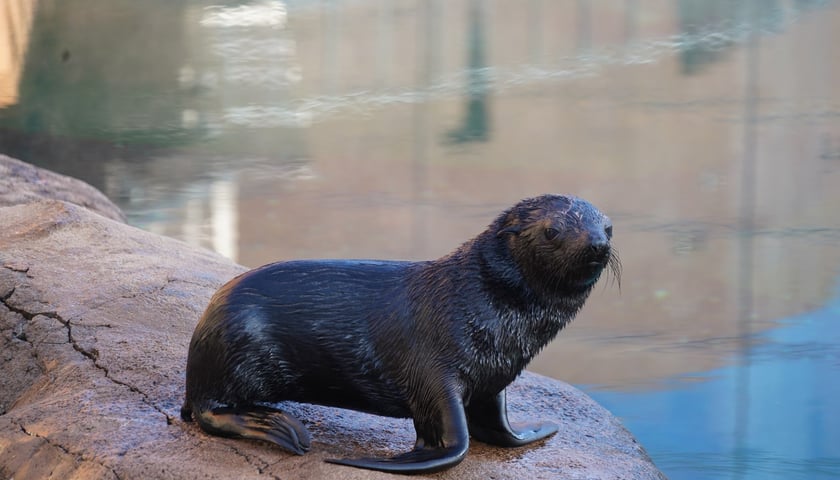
[326,389,470,474]
[192,404,311,455]
[467,389,558,447]
[326,445,468,474]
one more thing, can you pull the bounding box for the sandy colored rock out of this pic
[0,154,125,222]
[0,197,665,480]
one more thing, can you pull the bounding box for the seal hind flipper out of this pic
[466,389,558,447]
[327,389,470,474]
[194,405,311,455]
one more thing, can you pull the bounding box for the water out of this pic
[2,1,839,478]
[589,280,840,479]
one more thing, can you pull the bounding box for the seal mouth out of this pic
[585,251,611,270]
[575,247,620,288]
[573,259,608,286]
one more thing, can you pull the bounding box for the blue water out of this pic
[585,278,840,479]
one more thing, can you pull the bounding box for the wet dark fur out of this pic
[181,194,618,474]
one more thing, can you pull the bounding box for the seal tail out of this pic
[191,404,311,455]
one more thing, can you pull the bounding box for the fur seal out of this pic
[180,194,619,474]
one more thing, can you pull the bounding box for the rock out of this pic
[0,198,665,479]
[0,154,125,223]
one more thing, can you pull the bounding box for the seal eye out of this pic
[605,225,613,239]
[544,227,560,241]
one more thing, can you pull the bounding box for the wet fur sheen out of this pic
[181,194,617,474]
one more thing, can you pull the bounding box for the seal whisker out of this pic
[607,248,622,291]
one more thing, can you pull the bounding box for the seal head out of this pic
[497,195,615,292]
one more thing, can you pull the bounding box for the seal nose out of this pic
[588,239,610,257]
[587,228,611,258]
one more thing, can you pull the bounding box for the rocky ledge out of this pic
[0,156,665,479]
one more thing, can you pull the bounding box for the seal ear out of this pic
[497,225,521,237]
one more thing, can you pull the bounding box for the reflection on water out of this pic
[1,1,840,478]
[587,278,840,479]
[0,0,36,108]
[445,0,490,145]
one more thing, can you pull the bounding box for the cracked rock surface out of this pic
[0,171,665,480]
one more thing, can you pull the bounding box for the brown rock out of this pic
[0,198,665,479]
[0,154,125,222]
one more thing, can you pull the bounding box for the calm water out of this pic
[590,279,840,479]
[2,1,839,478]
